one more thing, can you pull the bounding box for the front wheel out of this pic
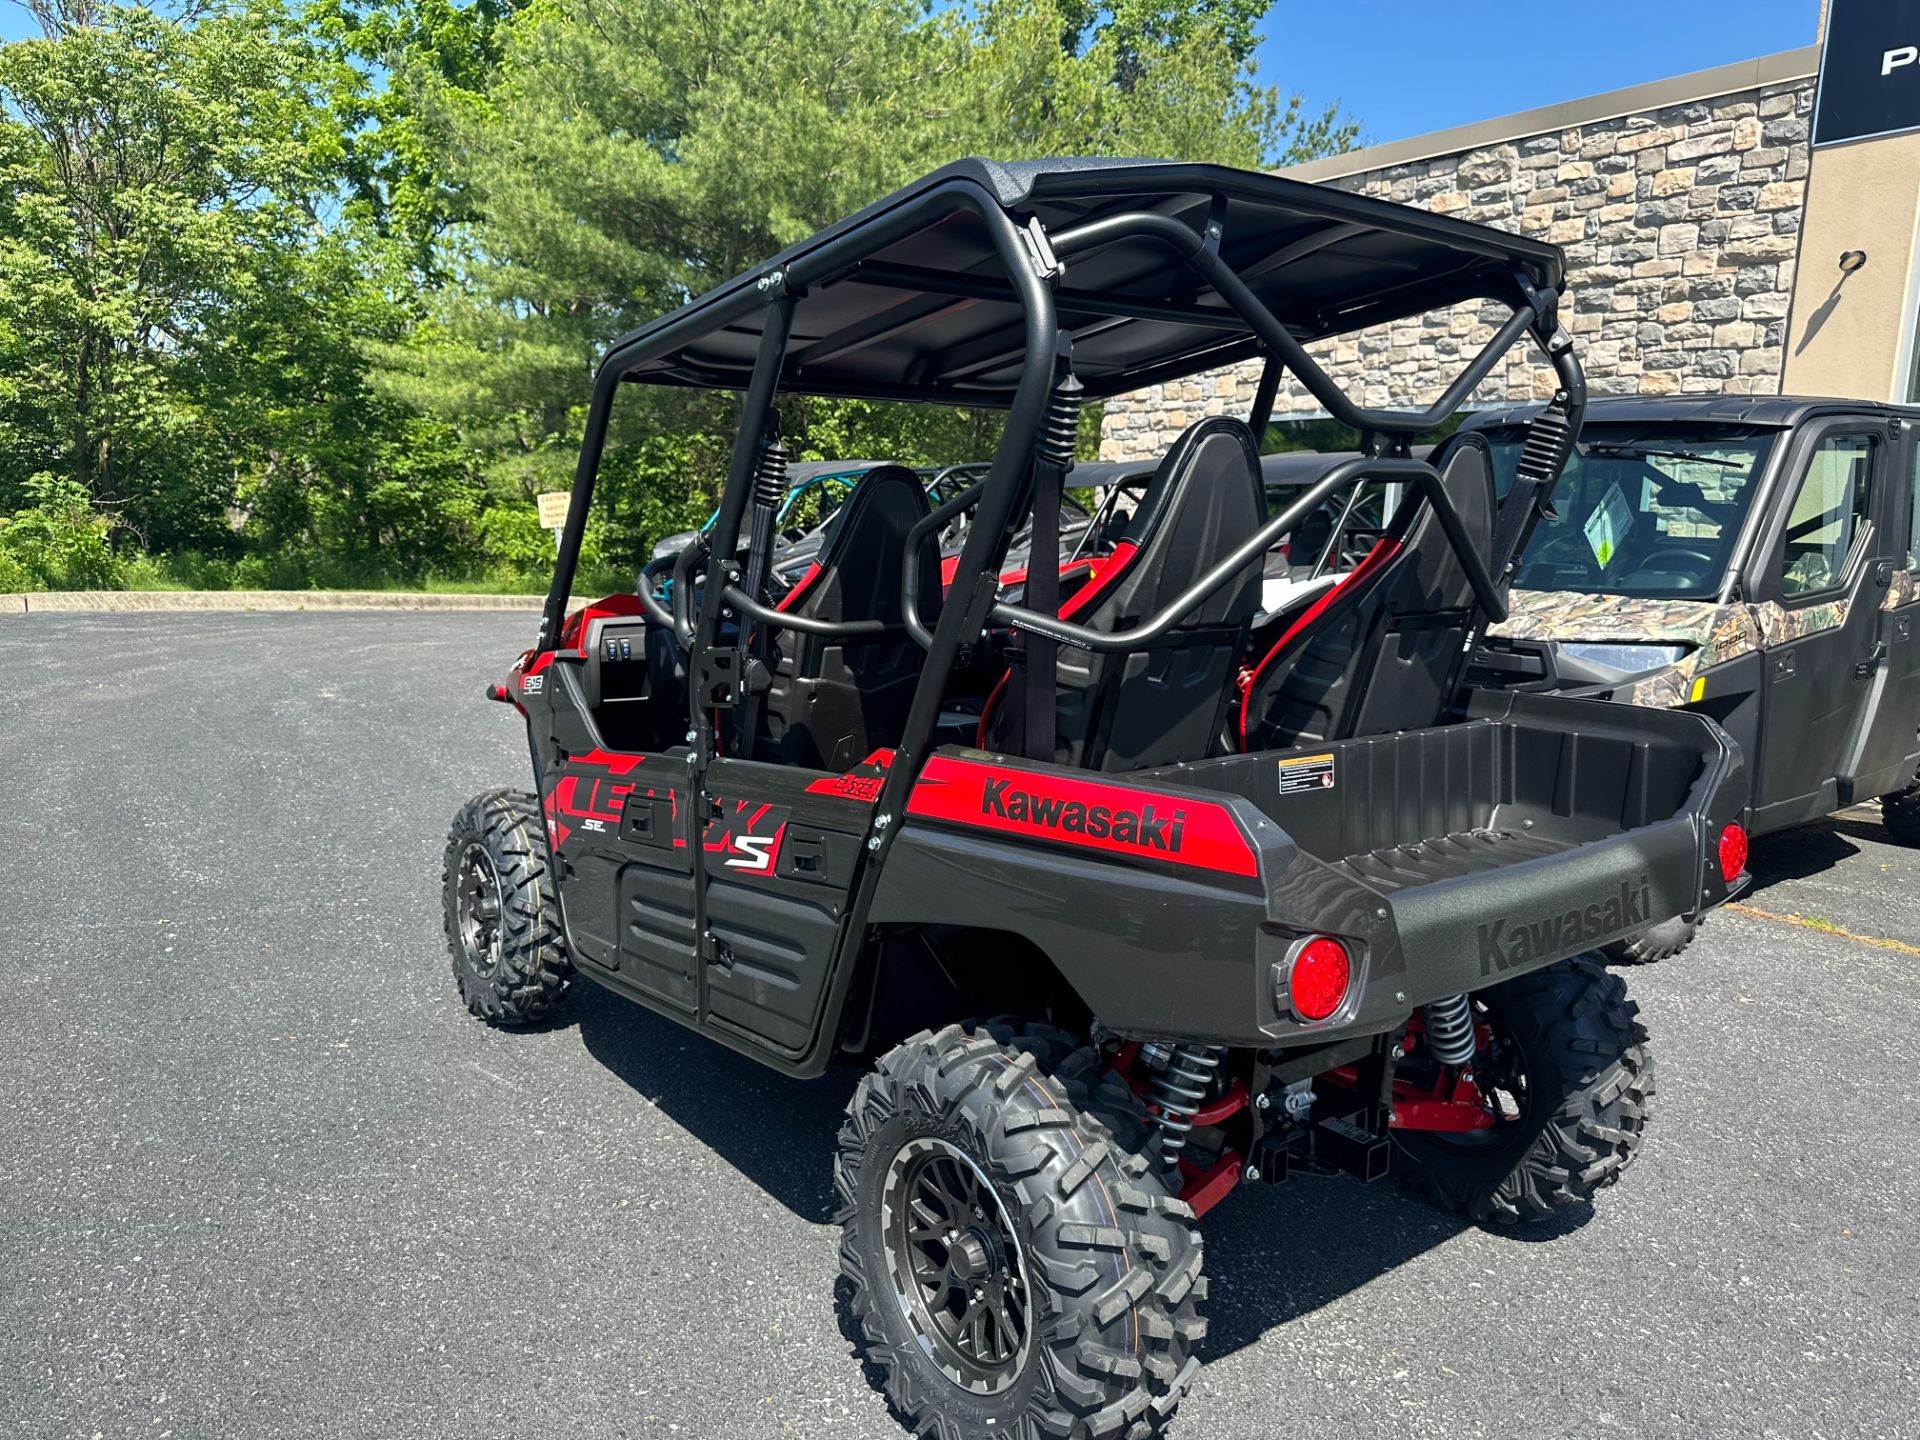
[835,1021,1205,1439]
[1392,956,1652,1225]
[442,789,571,1025]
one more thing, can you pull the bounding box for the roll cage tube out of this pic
[650,181,1060,848]
[982,455,1509,655]
[1042,208,1540,438]
[901,480,988,650]
[538,173,1048,650]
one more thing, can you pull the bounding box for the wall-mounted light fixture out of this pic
[1839,250,1869,274]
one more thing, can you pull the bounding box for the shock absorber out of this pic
[1423,993,1477,1068]
[1143,1043,1223,1168]
[753,436,791,512]
[740,429,791,608]
[1513,393,1576,490]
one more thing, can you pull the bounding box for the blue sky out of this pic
[1263,0,1822,149]
[2,0,1824,137]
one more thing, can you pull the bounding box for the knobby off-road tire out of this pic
[836,1021,1206,1440]
[1880,772,1920,846]
[1393,955,1652,1225]
[442,789,571,1025]
[1600,913,1699,966]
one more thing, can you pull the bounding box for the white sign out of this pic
[1584,482,1634,569]
[536,492,570,529]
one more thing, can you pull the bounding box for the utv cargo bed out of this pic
[1159,689,1745,1008]
[881,690,1744,1051]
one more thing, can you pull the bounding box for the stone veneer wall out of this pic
[1101,75,1816,462]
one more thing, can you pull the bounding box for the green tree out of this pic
[302,0,520,274]
[0,0,353,546]
[393,0,1356,572]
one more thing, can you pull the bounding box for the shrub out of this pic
[0,475,123,590]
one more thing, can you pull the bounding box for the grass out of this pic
[1727,902,1920,956]
[24,552,627,598]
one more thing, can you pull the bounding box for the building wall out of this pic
[1100,68,1818,461]
[1783,129,1920,402]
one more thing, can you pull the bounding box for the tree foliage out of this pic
[0,0,1355,590]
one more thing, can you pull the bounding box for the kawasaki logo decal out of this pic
[1477,876,1650,975]
[981,778,1184,852]
[905,756,1257,876]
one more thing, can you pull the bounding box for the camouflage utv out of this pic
[1464,395,1920,960]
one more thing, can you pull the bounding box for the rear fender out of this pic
[867,752,1386,1045]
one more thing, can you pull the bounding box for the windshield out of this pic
[1488,425,1780,596]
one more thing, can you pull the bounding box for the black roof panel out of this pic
[1465,394,1920,429]
[600,158,1566,406]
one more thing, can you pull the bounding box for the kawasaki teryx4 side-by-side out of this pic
[1464,396,1920,961]
[442,159,1749,1438]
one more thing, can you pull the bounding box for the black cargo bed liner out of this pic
[1336,827,1574,894]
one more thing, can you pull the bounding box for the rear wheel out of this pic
[442,789,571,1025]
[836,1021,1204,1439]
[1881,772,1920,845]
[1601,913,1698,965]
[1392,956,1651,1225]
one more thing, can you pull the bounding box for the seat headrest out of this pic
[786,464,937,624]
[1124,417,1265,552]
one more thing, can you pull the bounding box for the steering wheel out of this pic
[1635,546,1715,574]
[1628,549,1720,583]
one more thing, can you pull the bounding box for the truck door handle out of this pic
[1857,643,1888,681]
[1774,653,1795,678]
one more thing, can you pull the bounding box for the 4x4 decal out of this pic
[905,755,1257,876]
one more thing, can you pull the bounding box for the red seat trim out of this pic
[1235,537,1403,749]
[775,562,824,613]
[975,541,1141,748]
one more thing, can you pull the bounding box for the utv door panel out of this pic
[618,858,701,1012]
[1841,582,1920,802]
[1841,435,1920,800]
[1752,428,1885,830]
[702,877,846,1053]
[698,759,871,1057]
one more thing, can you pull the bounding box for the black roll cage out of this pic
[537,168,1588,852]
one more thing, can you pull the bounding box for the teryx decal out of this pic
[905,755,1257,877]
[704,799,789,879]
[541,749,647,849]
[1476,876,1650,975]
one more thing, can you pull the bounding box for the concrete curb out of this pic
[5,590,554,615]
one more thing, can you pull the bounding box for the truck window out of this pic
[1909,442,1920,571]
[1488,425,1775,597]
[1778,433,1875,599]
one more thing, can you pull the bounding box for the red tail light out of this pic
[1288,937,1352,1021]
[1718,823,1748,883]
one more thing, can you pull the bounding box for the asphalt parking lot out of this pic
[3,611,1917,1440]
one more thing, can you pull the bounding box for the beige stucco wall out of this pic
[1781,130,1920,402]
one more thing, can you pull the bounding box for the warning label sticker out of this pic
[1583,481,1634,569]
[1277,752,1336,795]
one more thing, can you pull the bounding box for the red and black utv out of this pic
[442,159,1749,1438]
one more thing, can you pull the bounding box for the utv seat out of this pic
[981,416,1266,771]
[1236,433,1497,752]
[755,464,941,770]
